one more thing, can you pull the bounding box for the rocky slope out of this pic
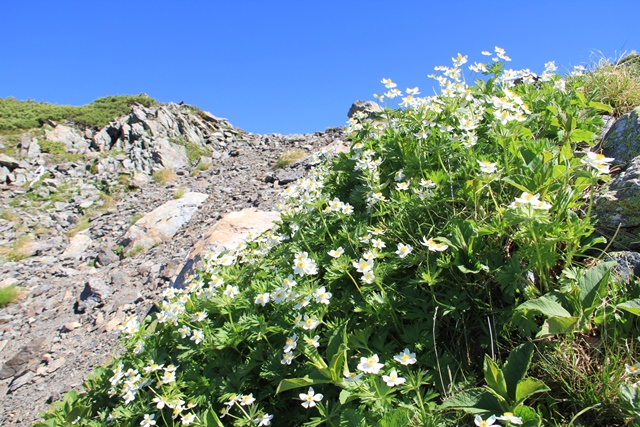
[0,103,348,426]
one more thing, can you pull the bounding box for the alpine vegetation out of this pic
[36,48,640,427]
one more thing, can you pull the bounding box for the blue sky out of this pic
[1,1,639,135]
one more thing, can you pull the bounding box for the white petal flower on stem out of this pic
[357,354,384,374]
[255,293,270,306]
[477,160,497,174]
[382,370,406,387]
[299,387,323,408]
[328,247,344,258]
[141,413,156,427]
[395,243,413,258]
[394,348,417,365]
[313,287,332,305]
[420,237,449,252]
[239,393,256,406]
[283,333,298,353]
[253,414,274,426]
[496,412,523,424]
[475,415,497,427]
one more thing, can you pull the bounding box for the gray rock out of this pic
[151,138,190,170]
[61,233,92,259]
[96,247,119,266]
[27,138,41,158]
[8,371,35,393]
[120,192,209,255]
[594,156,640,229]
[605,251,640,283]
[0,338,46,380]
[347,100,383,119]
[602,106,640,169]
[45,124,89,154]
[0,154,20,170]
[75,278,111,313]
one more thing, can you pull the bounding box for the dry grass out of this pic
[575,51,640,117]
[152,168,177,185]
[0,235,34,261]
[274,148,306,169]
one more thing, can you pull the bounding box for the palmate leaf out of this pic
[514,405,543,427]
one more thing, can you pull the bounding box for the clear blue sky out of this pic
[1,1,638,135]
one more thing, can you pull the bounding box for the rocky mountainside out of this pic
[0,102,348,425]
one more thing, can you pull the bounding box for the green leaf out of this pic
[514,405,543,427]
[578,261,615,310]
[440,388,502,414]
[570,129,595,143]
[502,342,534,402]
[588,100,613,114]
[516,296,572,318]
[204,408,225,427]
[276,376,331,394]
[537,316,580,337]
[483,355,508,401]
[575,90,587,106]
[617,299,640,316]
[515,378,550,406]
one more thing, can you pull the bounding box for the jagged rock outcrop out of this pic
[602,106,640,169]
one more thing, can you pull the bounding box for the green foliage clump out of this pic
[0,94,158,132]
[570,51,640,117]
[38,140,67,154]
[0,285,19,307]
[36,49,640,427]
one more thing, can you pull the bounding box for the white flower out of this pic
[313,287,332,305]
[475,415,497,427]
[223,285,239,298]
[299,387,323,408]
[361,270,376,284]
[301,314,320,330]
[382,370,406,387]
[344,372,363,382]
[161,370,176,384]
[253,414,274,426]
[394,348,417,365]
[477,160,497,174]
[283,333,298,353]
[357,354,384,374]
[281,350,295,365]
[190,329,204,345]
[395,243,413,258]
[153,395,170,409]
[371,238,386,249]
[293,252,318,276]
[283,275,297,288]
[180,412,196,425]
[353,258,374,273]
[396,182,410,191]
[626,362,640,374]
[255,293,270,306]
[306,335,320,347]
[239,393,256,406]
[133,340,145,354]
[496,412,523,424]
[178,325,192,339]
[328,247,344,258]
[420,237,449,252]
[581,151,615,174]
[394,169,405,182]
[140,413,156,427]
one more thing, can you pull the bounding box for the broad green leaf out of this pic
[516,297,572,318]
[515,378,550,406]
[561,142,573,161]
[440,388,502,414]
[617,299,640,316]
[537,316,580,337]
[501,177,531,194]
[276,376,331,394]
[339,389,356,404]
[570,129,595,143]
[502,342,534,401]
[578,261,615,310]
[514,405,543,427]
[328,344,347,382]
[483,355,508,401]
[588,100,613,114]
[326,322,348,362]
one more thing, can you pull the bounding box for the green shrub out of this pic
[0,94,159,131]
[38,140,67,154]
[0,285,19,307]
[36,48,640,427]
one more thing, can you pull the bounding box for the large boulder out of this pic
[602,106,640,169]
[594,156,640,249]
[348,100,383,119]
[120,192,209,255]
[44,124,89,154]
